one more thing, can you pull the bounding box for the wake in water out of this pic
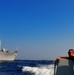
[0,60,54,75]
[22,64,54,75]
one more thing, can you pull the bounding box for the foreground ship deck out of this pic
[54,58,74,75]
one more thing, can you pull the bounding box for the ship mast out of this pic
[0,40,1,50]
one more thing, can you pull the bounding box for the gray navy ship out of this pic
[0,48,18,61]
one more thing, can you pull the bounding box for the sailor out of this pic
[55,49,74,61]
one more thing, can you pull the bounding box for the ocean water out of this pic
[0,60,54,75]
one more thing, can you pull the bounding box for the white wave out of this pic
[22,64,54,75]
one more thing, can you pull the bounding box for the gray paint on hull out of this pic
[54,58,74,75]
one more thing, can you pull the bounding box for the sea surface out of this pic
[0,60,54,75]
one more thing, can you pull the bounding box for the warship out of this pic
[0,48,18,61]
[0,41,18,61]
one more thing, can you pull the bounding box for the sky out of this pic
[0,0,74,60]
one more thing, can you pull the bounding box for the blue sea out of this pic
[0,60,54,75]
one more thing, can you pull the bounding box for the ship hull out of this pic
[0,51,17,61]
